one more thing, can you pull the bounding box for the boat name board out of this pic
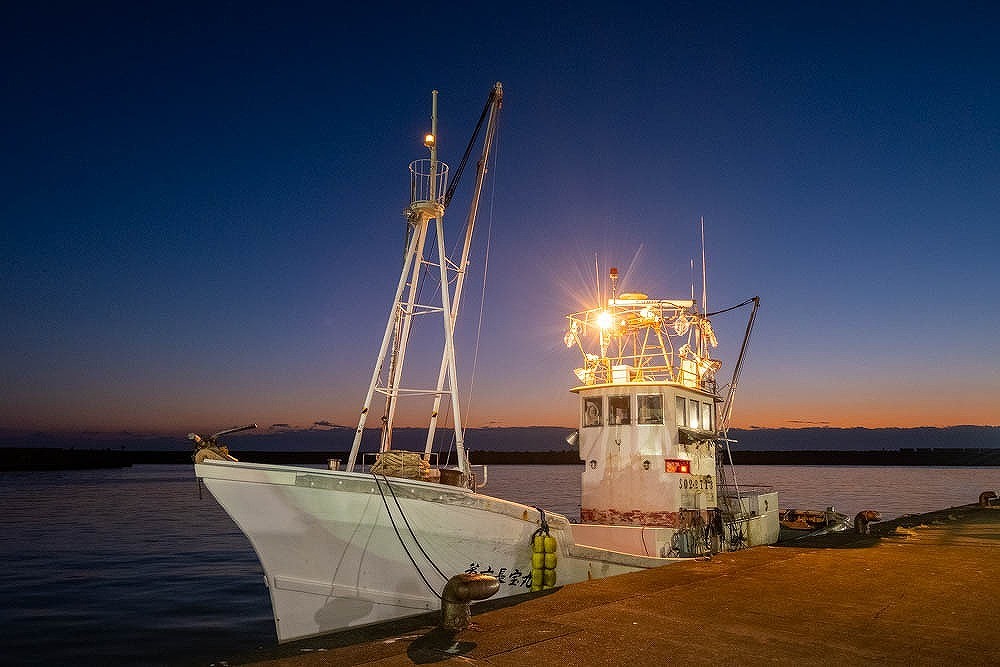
[679,475,714,490]
[464,562,534,588]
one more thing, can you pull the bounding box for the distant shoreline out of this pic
[2,425,997,454]
[2,447,998,470]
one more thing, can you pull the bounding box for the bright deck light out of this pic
[597,311,613,329]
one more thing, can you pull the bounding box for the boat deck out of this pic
[220,501,999,666]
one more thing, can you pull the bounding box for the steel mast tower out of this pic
[347,84,503,475]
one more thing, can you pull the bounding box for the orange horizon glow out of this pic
[6,378,993,434]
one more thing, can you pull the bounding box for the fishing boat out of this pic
[193,83,779,643]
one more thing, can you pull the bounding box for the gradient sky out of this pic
[3,2,998,434]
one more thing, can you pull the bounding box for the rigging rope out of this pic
[720,296,759,430]
[719,431,746,514]
[705,297,756,317]
[443,86,500,210]
[464,119,501,429]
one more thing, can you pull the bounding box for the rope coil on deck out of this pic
[370,450,431,479]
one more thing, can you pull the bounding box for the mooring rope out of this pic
[382,474,448,581]
[372,474,443,598]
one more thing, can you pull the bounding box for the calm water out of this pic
[1,464,996,665]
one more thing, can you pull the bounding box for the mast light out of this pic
[423,133,436,148]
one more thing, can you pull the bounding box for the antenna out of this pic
[690,258,695,303]
[594,253,601,306]
[701,216,708,315]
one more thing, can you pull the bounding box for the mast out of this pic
[347,84,503,474]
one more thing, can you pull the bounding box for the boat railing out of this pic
[717,484,776,497]
[565,298,724,392]
[408,158,449,206]
[578,362,719,391]
[360,450,486,490]
[717,484,777,519]
[469,464,488,489]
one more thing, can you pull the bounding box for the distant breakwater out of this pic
[3,447,998,470]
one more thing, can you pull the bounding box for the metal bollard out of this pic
[854,510,881,534]
[440,573,500,630]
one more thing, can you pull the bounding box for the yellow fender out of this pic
[530,519,558,590]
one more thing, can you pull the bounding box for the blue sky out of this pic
[2,2,998,433]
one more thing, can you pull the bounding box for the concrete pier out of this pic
[223,503,998,666]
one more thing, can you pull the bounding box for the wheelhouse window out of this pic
[608,395,631,425]
[701,402,714,431]
[687,399,700,429]
[583,397,603,427]
[675,396,686,426]
[638,395,663,424]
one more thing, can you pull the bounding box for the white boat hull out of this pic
[197,460,688,642]
[198,460,778,642]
